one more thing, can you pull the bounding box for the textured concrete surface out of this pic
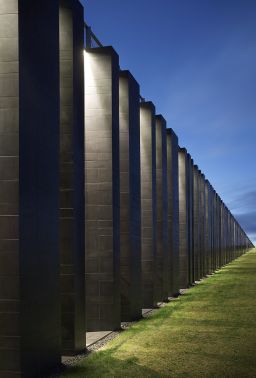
[119,71,141,322]
[84,47,120,331]
[155,115,168,301]
[140,102,157,308]
[198,171,206,278]
[178,148,189,289]
[0,2,19,376]
[0,1,61,377]
[193,165,200,281]
[187,154,194,286]
[166,129,180,297]
[59,0,85,355]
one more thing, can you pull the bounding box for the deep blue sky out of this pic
[81,0,256,244]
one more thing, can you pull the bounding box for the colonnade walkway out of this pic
[60,248,256,377]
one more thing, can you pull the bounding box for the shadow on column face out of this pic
[84,46,121,332]
[59,0,86,356]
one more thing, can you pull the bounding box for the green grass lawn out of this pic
[61,249,256,377]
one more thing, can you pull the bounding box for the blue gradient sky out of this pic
[81,0,256,243]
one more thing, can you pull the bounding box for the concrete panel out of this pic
[166,129,179,296]
[208,183,214,273]
[59,0,85,355]
[0,1,62,377]
[84,47,120,331]
[204,180,211,275]
[155,115,168,301]
[140,102,157,308]
[198,171,206,278]
[187,154,194,285]
[119,70,141,321]
[193,165,200,281]
[178,148,189,289]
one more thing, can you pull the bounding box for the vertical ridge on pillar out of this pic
[0,0,61,376]
[178,148,189,289]
[187,154,194,285]
[84,47,120,331]
[59,0,85,355]
[193,165,200,281]
[119,70,141,321]
[166,129,179,296]
[198,171,206,278]
[205,180,210,275]
[140,102,157,308]
[155,115,168,301]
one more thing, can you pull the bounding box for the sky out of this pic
[81,0,256,244]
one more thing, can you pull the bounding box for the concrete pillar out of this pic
[205,180,211,275]
[166,129,179,296]
[140,102,157,308]
[178,148,189,289]
[214,191,219,270]
[198,171,206,278]
[119,70,141,321]
[216,195,221,268]
[193,165,200,281]
[187,154,194,285]
[208,182,214,274]
[155,115,168,301]
[0,1,61,376]
[220,202,223,266]
[59,0,85,355]
[84,47,120,331]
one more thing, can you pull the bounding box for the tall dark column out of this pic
[155,115,168,301]
[193,165,200,281]
[178,148,189,289]
[0,1,61,376]
[205,180,210,275]
[166,129,179,296]
[59,0,85,355]
[198,171,206,278]
[84,47,120,331]
[119,70,141,321]
[187,154,194,285]
[140,102,157,308]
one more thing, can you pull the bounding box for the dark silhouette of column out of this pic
[140,102,157,308]
[178,148,189,289]
[198,171,206,278]
[193,165,200,281]
[119,70,141,321]
[187,154,194,285]
[59,0,85,355]
[166,129,179,296]
[155,115,168,301]
[84,47,120,331]
[0,1,61,376]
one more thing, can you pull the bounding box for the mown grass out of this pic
[61,249,256,377]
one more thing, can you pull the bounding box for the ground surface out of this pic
[60,249,256,377]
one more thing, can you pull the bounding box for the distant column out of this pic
[166,129,179,296]
[140,102,157,308]
[155,115,168,301]
[0,1,61,376]
[178,148,189,289]
[216,195,221,268]
[193,165,200,281]
[119,70,141,321]
[187,154,194,285]
[205,180,210,275]
[84,47,120,331]
[59,0,85,355]
[198,171,206,278]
